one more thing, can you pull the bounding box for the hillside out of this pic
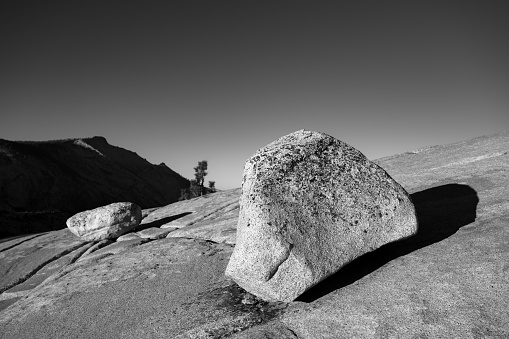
[0,137,189,237]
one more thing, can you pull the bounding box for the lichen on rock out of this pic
[226,129,418,302]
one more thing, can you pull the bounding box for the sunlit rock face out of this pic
[226,130,418,302]
[66,202,142,241]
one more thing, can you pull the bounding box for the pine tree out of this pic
[194,160,208,196]
[179,161,213,200]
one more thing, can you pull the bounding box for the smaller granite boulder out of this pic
[66,202,142,241]
[225,130,418,302]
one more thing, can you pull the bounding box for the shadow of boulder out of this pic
[297,183,479,302]
[133,212,193,231]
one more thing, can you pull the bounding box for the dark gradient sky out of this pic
[2,1,508,189]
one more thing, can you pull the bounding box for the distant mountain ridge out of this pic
[0,136,189,237]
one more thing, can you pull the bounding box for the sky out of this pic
[2,1,508,190]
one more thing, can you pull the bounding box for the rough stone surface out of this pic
[0,230,86,294]
[77,238,149,262]
[1,132,508,338]
[233,132,509,338]
[226,130,418,301]
[141,188,241,229]
[140,188,241,244]
[166,201,239,244]
[66,202,142,241]
[136,227,175,239]
[116,233,141,242]
[0,238,287,338]
[76,239,114,260]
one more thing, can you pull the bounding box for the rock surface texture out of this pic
[66,202,142,241]
[226,130,418,301]
[0,131,508,338]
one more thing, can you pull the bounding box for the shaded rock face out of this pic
[226,130,418,301]
[0,137,189,238]
[66,202,142,241]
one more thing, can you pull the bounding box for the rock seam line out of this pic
[0,234,48,253]
[0,242,89,294]
[186,199,240,227]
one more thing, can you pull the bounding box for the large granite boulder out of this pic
[226,130,418,301]
[66,202,142,241]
